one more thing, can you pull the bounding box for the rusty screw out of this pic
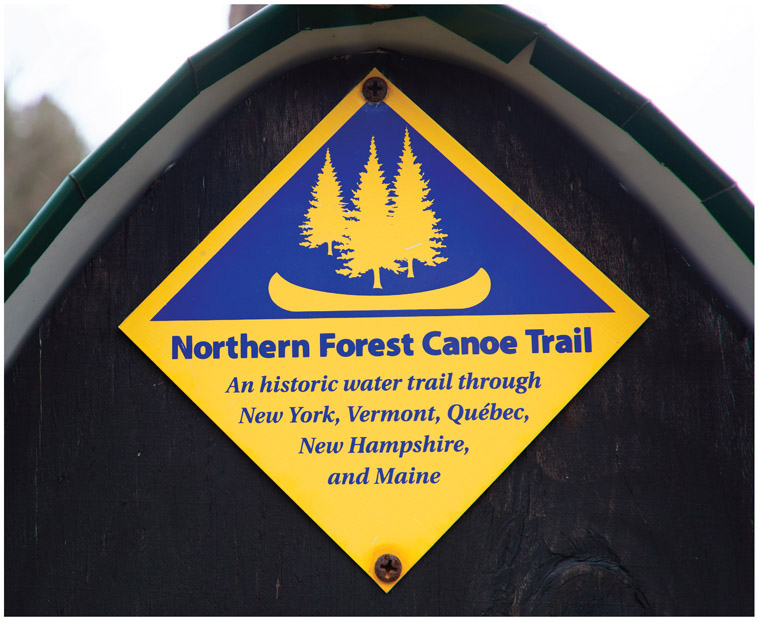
[374,553,402,582]
[363,77,387,102]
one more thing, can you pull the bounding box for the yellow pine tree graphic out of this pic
[300,132,447,290]
[336,137,401,289]
[389,128,447,277]
[299,149,346,256]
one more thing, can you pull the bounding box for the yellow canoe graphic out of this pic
[269,268,491,312]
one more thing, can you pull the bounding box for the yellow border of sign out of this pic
[121,69,646,326]
[121,69,648,592]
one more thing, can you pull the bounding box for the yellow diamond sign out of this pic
[120,69,647,591]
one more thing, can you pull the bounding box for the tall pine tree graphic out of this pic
[299,149,346,256]
[336,137,400,289]
[299,131,447,289]
[389,128,447,277]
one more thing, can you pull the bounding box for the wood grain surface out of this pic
[5,54,753,615]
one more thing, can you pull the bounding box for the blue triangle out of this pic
[154,103,612,320]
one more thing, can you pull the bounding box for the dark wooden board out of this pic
[5,53,753,615]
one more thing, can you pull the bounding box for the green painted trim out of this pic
[702,188,754,262]
[528,28,752,262]
[4,61,199,301]
[5,4,754,304]
[296,4,418,30]
[5,176,84,299]
[191,5,299,92]
[416,4,544,64]
[530,30,648,128]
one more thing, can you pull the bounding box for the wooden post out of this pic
[5,54,752,615]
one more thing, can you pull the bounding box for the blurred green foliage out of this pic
[5,90,88,251]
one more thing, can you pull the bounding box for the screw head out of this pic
[363,77,388,102]
[374,553,402,582]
